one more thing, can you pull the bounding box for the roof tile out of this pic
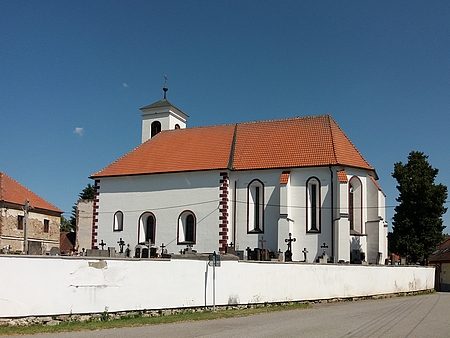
[91,115,375,178]
[0,172,62,213]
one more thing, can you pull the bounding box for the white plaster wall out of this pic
[96,167,386,264]
[0,256,435,318]
[141,109,187,143]
[96,171,221,255]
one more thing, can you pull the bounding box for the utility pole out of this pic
[23,199,33,255]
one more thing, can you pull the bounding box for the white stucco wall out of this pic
[96,171,222,255]
[0,256,434,318]
[95,167,387,264]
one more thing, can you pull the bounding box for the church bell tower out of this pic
[140,85,188,143]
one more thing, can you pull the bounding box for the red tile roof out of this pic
[0,172,62,213]
[337,170,348,183]
[91,115,375,178]
[429,236,450,263]
[280,171,291,184]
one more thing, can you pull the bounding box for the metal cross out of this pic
[285,233,296,252]
[117,238,125,253]
[302,247,309,262]
[99,239,106,250]
[160,243,166,255]
[259,236,266,250]
[321,242,328,254]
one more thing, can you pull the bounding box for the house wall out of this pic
[0,255,435,318]
[438,262,450,291]
[0,207,59,252]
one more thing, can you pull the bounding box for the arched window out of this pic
[178,211,196,244]
[138,212,156,244]
[306,177,321,233]
[247,179,264,233]
[349,176,363,234]
[113,211,123,231]
[151,121,162,137]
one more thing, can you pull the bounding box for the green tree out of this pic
[390,151,447,264]
[70,183,95,231]
[60,215,72,232]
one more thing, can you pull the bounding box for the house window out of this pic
[151,121,162,137]
[43,219,50,233]
[306,177,321,233]
[247,179,264,233]
[178,211,196,244]
[113,211,124,231]
[349,177,363,234]
[138,212,156,244]
[18,215,24,230]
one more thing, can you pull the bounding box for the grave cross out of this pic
[321,242,328,254]
[99,240,106,250]
[160,243,166,255]
[285,233,296,252]
[259,237,266,250]
[117,238,125,253]
[302,247,309,262]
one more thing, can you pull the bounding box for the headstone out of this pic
[285,250,293,262]
[226,243,235,255]
[28,241,42,255]
[141,247,149,258]
[99,240,107,250]
[284,233,296,262]
[160,243,166,256]
[50,247,60,256]
[108,247,115,257]
[117,238,125,254]
[319,252,329,264]
[302,247,309,262]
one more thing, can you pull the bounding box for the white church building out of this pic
[90,87,388,264]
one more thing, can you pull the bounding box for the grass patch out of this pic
[0,302,310,336]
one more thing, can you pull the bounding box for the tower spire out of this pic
[163,75,168,99]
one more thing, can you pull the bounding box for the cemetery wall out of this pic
[0,255,435,318]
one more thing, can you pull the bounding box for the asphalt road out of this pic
[10,292,450,338]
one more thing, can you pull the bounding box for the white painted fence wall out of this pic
[0,256,435,318]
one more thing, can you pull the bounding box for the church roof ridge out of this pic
[91,114,376,178]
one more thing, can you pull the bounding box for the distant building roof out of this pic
[0,172,62,213]
[91,115,376,178]
[429,236,450,263]
[60,232,75,254]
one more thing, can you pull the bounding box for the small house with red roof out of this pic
[0,172,62,253]
[90,88,388,263]
[429,236,450,291]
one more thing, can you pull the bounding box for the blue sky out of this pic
[1,1,449,231]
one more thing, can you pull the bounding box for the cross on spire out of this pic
[163,75,168,99]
